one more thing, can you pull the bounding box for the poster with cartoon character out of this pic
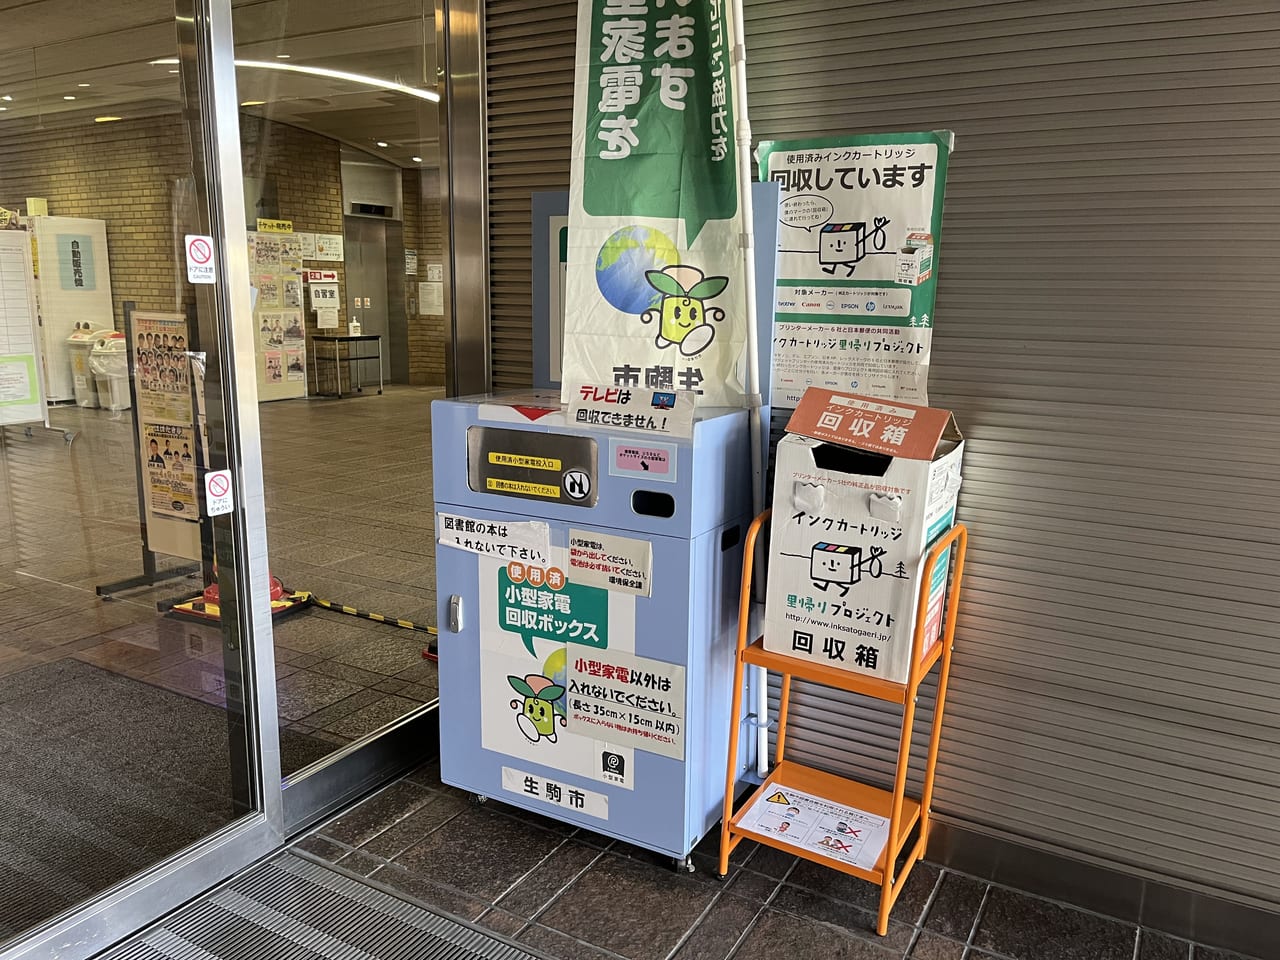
[478,552,637,794]
[559,0,749,407]
[758,131,954,408]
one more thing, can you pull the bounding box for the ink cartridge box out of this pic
[894,231,934,286]
[764,389,964,683]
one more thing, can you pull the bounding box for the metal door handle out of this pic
[448,594,464,633]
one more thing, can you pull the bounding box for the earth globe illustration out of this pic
[542,646,568,717]
[596,225,680,314]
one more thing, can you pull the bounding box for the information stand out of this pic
[0,230,48,430]
[96,302,203,597]
[718,510,968,935]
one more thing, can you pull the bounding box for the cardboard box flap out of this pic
[785,388,960,461]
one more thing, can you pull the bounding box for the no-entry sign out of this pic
[185,234,215,284]
[204,469,233,516]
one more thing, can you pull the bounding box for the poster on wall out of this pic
[255,275,281,309]
[142,421,198,519]
[314,233,343,261]
[264,351,283,384]
[283,276,302,308]
[757,131,954,407]
[559,0,749,406]
[253,234,282,271]
[286,349,305,381]
[298,233,317,259]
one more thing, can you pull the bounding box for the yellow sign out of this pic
[486,477,560,499]
[489,452,562,471]
[256,218,293,234]
[30,236,39,277]
[766,791,791,805]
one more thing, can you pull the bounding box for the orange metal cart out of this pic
[718,509,969,936]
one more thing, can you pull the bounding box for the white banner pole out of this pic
[726,0,770,778]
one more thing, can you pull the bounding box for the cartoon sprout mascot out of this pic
[641,265,729,358]
[508,674,567,743]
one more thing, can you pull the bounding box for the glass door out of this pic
[226,1,448,831]
[0,2,284,957]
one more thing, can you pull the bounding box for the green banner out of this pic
[583,0,736,245]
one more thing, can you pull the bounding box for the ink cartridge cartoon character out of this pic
[641,265,728,358]
[810,542,863,589]
[818,217,890,276]
[508,674,567,743]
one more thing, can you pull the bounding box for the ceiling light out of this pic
[240,100,266,107]
[95,116,122,123]
[412,156,422,163]
[78,83,91,88]
[169,69,180,74]
[150,58,180,65]
[0,107,7,112]
[234,60,440,103]
[1,96,11,102]
[376,141,389,148]
[63,96,76,101]
[276,54,291,59]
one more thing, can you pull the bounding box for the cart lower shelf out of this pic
[725,759,922,884]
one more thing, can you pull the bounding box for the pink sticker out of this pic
[614,444,671,476]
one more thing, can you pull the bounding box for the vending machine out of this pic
[432,395,758,866]
[29,216,116,402]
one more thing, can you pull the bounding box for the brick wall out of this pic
[0,114,442,390]
[0,116,195,330]
[401,168,447,386]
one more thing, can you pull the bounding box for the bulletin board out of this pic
[0,230,47,427]
[248,230,307,401]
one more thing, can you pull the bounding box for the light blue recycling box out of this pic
[432,393,758,863]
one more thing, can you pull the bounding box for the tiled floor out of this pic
[0,386,441,934]
[294,761,1262,960]
[0,386,441,757]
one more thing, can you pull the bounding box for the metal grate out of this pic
[98,853,546,960]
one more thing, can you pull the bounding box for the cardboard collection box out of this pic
[764,389,964,683]
[895,231,934,286]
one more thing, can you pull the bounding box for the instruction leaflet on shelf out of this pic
[758,131,953,408]
[737,784,889,872]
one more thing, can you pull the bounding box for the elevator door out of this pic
[343,216,389,381]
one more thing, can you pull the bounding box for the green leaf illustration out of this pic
[687,276,728,300]
[645,270,686,297]
[508,675,535,698]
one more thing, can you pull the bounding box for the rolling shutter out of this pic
[484,0,577,389]
[482,0,1280,908]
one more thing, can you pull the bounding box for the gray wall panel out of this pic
[484,0,1280,908]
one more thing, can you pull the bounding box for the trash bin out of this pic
[89,332,131,412]
[66,323,112,408]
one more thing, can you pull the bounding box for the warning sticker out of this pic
[569,529,652,597]
[737,784,889,872]
[437,513,551,566]
[486,477,561,499]
[565,648,685,760]
[489,452,562,471]
[609,438,678,484]
[502,766,609,820]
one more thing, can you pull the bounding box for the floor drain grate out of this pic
[98,852,546,960]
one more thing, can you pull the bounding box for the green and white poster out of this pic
[561,0,748,406]
[759,131,954,407]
